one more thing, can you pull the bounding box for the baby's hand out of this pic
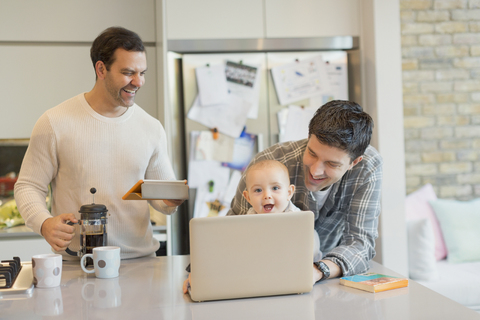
[312,265,322,284]
[183,273,191,294]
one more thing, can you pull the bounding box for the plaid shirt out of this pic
[227,139,383,276]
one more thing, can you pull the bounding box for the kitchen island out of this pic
[0,226,52,261]
[0,225,167,261]
[1,255,479,319]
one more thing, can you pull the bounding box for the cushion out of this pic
[407,219,439,281]
[429,198,480,264]
[405,184,447,260]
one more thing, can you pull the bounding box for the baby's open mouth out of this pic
[263,204,274,212]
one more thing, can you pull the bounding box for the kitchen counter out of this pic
[0,225,167,238]
[0,225,41,238]
[1,256,479,319]
[0,225,167,261]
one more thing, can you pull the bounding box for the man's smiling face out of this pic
[103,48,147,108]
[303,135,362,192]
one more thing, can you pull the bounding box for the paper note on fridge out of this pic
[271,55,331,105]
[187,161,230,218]
[280,105,316,143]
[122,180,189,200]
[193,130,235,163]
[187,94,251,138]
[196,64,229,106]
[225,61,262,119]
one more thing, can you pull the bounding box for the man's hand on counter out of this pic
[40,213,78,251]
[163,199,185,207]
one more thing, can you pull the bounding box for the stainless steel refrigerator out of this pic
[165,37,361,255]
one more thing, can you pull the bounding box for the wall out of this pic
[360,0,408,275]
[401,0,480,200]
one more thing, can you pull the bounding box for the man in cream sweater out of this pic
[14,27,183,259]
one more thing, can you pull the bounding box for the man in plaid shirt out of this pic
[227,100,383,284]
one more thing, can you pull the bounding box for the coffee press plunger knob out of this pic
[90,187,97,203]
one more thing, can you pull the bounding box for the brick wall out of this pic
[401,0,480,199]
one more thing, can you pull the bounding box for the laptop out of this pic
[189,290,314,319]
[188,211,314,302]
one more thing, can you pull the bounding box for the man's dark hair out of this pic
[90,26,145,74]
[308,100,373,161]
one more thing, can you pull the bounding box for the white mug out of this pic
[31,254,62,288]
[80,246,121,278]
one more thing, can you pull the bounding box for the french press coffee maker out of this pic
[65,188,108,265]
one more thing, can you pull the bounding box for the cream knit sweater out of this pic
[14,93,178,259]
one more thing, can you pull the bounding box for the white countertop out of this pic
[0,256,479,319]
[0,225,166,238]
[0,225,40,238]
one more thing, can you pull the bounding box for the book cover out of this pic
[339,273,408,293]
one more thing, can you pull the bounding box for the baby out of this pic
[182,160,321,294]
[242,159,297,214]
[242,159,321,261]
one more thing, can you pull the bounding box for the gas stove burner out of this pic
[0,257,34,298]
[0,257,22,289]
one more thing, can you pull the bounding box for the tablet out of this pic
[122,179,189,200]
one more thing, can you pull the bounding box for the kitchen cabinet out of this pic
[0,0,156,42]
[264,0,360,38]
[165,0,265,39]
[165,0,360,40]
[0,0,159,140]
[0,46,158,139]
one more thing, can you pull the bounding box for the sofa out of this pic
[405,184,480,312]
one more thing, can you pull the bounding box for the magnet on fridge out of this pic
[211,127,219,140]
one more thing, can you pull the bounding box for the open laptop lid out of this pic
[188,211,314,302]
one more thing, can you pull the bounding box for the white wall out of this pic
[360,0,408,275]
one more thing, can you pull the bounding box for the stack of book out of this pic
[340,273,409,293]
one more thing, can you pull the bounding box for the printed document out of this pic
[225,61,262,119]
